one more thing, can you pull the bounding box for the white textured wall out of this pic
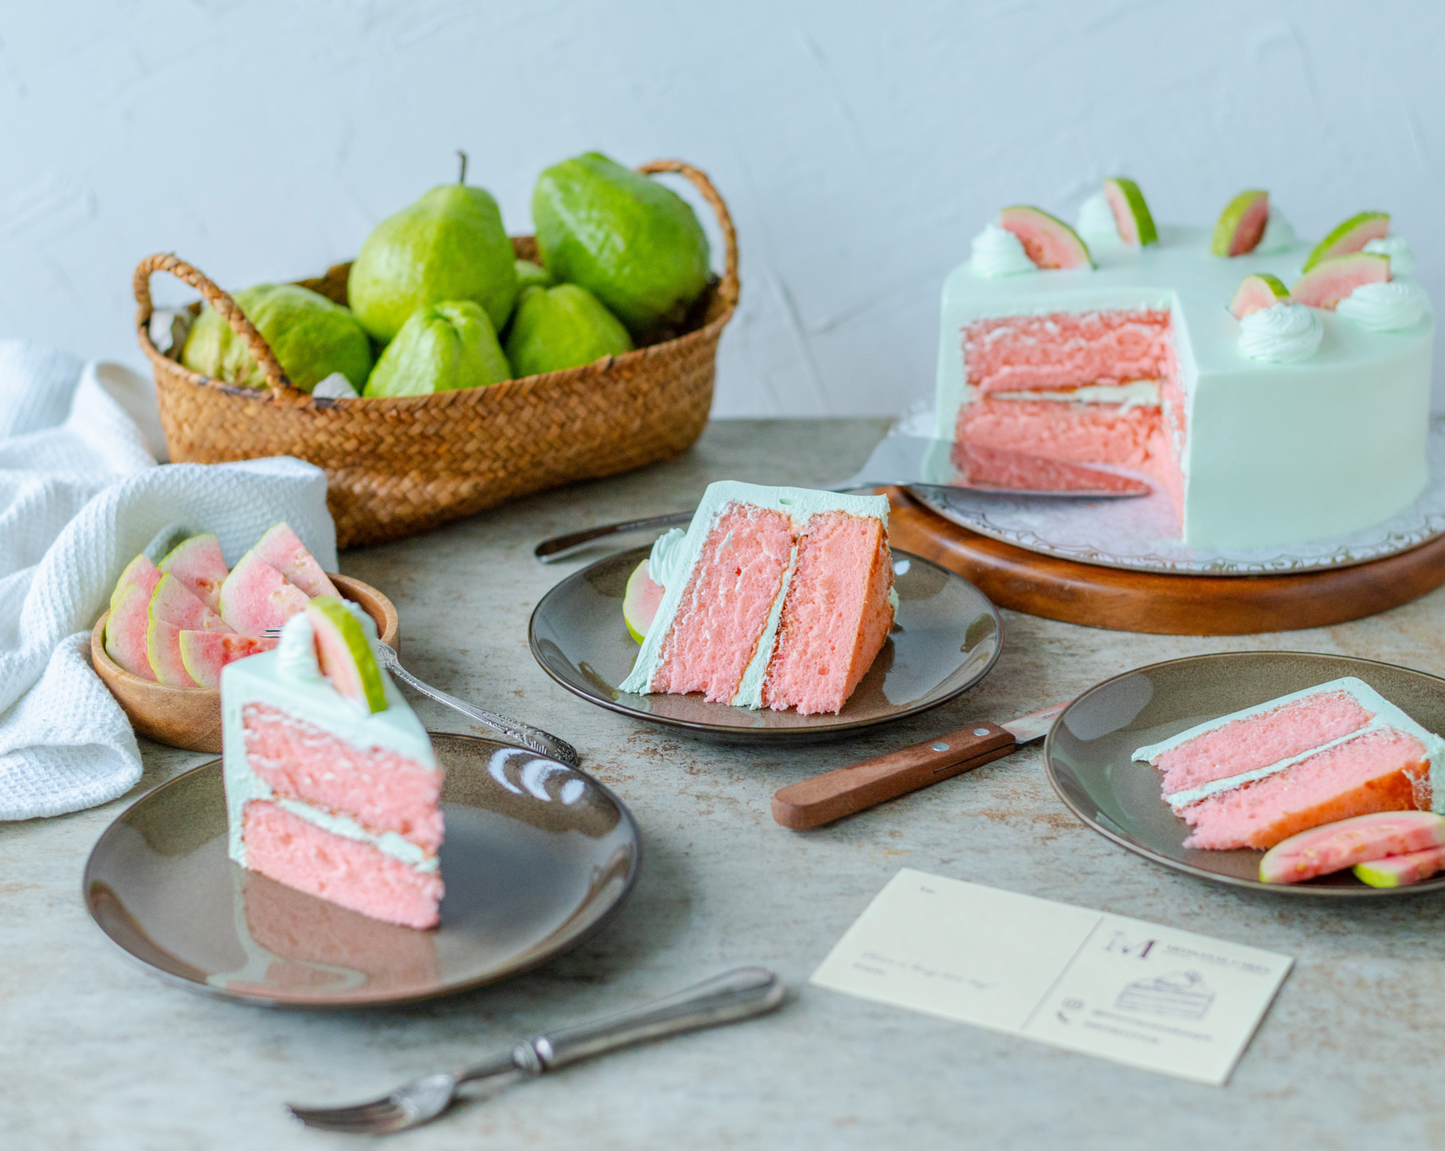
[1,0,1441,416]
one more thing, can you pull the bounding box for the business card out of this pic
[810,868,1292,1085]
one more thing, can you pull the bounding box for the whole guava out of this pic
[515,258,554,291]
[348,184,519,343]
[505,283,634,378]
[180,283,372,394]
[363,299,512,397]
[532,152,710,338]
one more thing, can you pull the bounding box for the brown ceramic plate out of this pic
[83,733,641,1007]
[529,546,1002,743]
[1044,651,1445,897]
[91,573,399,754]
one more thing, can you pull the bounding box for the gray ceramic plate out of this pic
[529,547,1002,743]
[1045,651,1445,897]
[83,734,641,1007]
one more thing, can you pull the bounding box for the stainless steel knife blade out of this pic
[1000,700,1070,745]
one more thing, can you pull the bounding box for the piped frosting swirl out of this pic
[1336,280,1427,331]
[1075,191,1120,245]
[969,222,1037,278]
[1255,208,1295,254]
[1238,303,1322,363]
[1362,235,1415,277]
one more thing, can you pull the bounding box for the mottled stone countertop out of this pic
[8,418,1445,1150]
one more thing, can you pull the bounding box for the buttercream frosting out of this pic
[1363,235,1415,277]
[1237,303,1322,363]
[1075,191,1120,245]
[276,612,322,681]
[1255,208,1295,253]
[1336,280,1427,332]
[647,528,688,587]
[969,223,1036,278]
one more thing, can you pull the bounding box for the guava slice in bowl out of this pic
[1302,211,1390,272]
[1103,177,1158,246]
[1259,810,1445,884]
[179,631,277,689]
[1229,272,1292,319]
[1291,252,1390,309]
[104,582,158,680]
[307,596,387,713]
[1353,845,1445,888]
[1209,190,1269,256]
[111,554,161,609]
[158,533,229,611]
[150,572,233,633]
[219,552,310,634]
[622,559,665,643]
[998,206,1094,269]
[146,615,195,686]
[250,522,338,599]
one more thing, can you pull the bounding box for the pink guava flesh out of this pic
[998,206,1092,269]
[1353,845,1445,887]
[179,631,276,689]
[1230,276,1290,320]
[1103,181,1140,245]
[160,533,229,611]
[1317,215,1390,263]
[623,560,665,640]
[112,554,161,607]
[1292,254,1391,310]
[146,615,196,686]
[104,583,158,680]
[1259,810,1445,884]
[150,573,233,634]
[1224,194,1270,257]
[219,553,310,634]
[251,522,338,599]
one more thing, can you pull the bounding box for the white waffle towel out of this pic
[0,342,336,820]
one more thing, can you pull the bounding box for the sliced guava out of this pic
[250,522,339,599]
[218,552,310,634]
[998,206,1094,269]
[158,532,229,611]
[111,554,161,609]
[622,559,665,643]
[1353,845,1445,888]
[1290,252,1390,310]
[306,596,387,713]
[150,572,233,633]
[1229,272,1292,319]
[1209,190,1269,257]
[1103,177,1157,247]
[179,631,277,689]
[1259,810,1445,884]
[1302,211,1390,272]
[146,615,195,686]
[104,582,158,680]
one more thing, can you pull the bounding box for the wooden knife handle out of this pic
[771,722,1016,831]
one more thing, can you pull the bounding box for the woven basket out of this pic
[135,160,737,548]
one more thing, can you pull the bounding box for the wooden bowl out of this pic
[90,574,399,754]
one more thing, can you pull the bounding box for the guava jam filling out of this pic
[761,511,894,716]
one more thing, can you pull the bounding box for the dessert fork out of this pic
[287,966,785,1135]
[262,630,578,767]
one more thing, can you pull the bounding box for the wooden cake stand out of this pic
[882,487,1445,636]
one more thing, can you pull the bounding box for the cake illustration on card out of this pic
[1115,971,1215,1020]
[221,597,444,929]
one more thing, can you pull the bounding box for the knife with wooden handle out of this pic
[771,701,1069,830]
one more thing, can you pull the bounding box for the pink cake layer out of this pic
[762,511,893,715]
[242,703,443,852]
[963,310,1174,394]
[1178,728,1430,850]
[242,800,443,929]
[653,503,794,703]
[1149,689,1375,796]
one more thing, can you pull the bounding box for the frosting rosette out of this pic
[1336,281,1428,331]
[1255,208,1296,254]
[1362,236,1415,277]
[1238,303,1322,363]
[1075,191,1120,245]
[969,222,1036,278]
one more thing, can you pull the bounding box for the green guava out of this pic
[364,300,512,397]
[515,258,554,290]
[505,284,634,378]
[532,152,710,338]
[181,283,373,394]
[348,184,519,342]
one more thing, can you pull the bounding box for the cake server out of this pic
[534,438,1149,563]
[287,967,785,1134]
[771,700,1069,830]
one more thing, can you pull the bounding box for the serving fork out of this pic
[287,967,785,1135]
[262,629,578,766]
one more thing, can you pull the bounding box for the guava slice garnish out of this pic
[1229,272,1291,319]
[1103,178,1158,246]
[1302,211,1390,272]
[1353,845,1445,888]
[1209,190,1269,257]
[997,206,1094,269]
[306,596,388,714]
[622,558,665,643]
[1291,252,1390,310]
[1260,811,1445,884]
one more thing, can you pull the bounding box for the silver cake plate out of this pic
[909,416,1445,576]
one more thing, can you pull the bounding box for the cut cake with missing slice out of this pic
[619,481,896,716]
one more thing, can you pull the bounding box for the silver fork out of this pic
[262,630,578,767]
[287,967,785,1135]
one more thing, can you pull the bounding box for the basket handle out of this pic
[638,160,739,308]
[133,253,298,399]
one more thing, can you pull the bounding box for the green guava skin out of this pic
[348,184,519,342]
[515,258,555,290]
[532,152,710,338]
[505,284,634,378]
[364,299,512,397]
[307,595,388,713]
[181,283,373,394]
